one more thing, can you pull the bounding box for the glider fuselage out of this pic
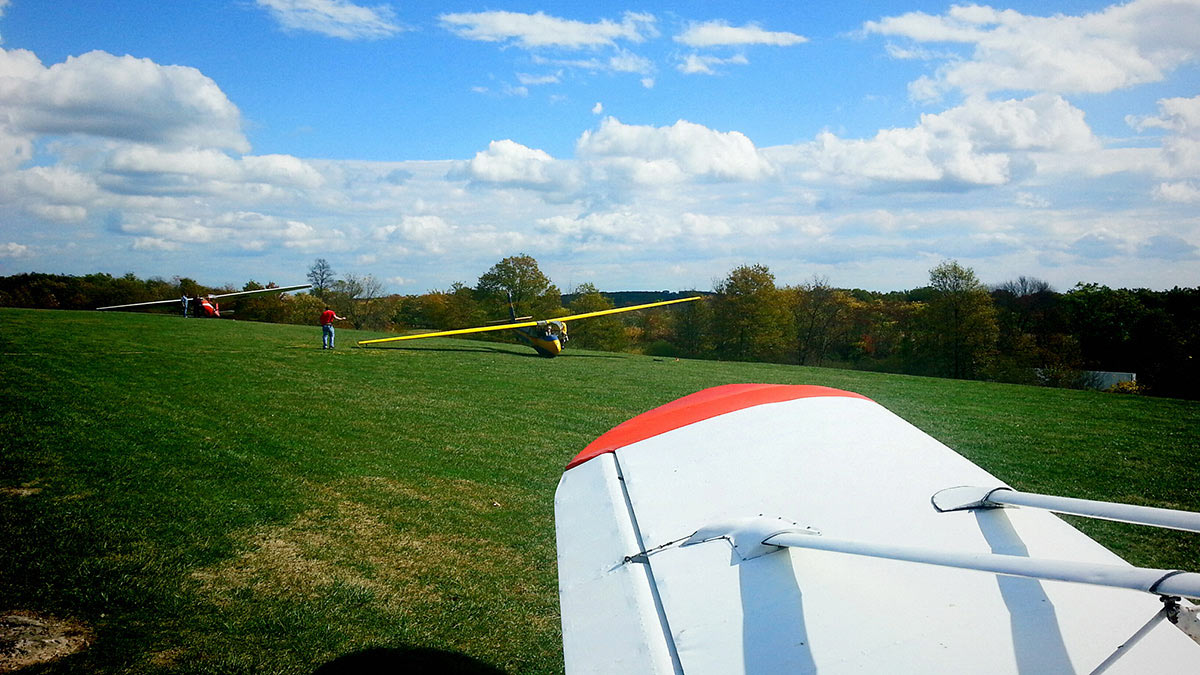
[513,320,566,357]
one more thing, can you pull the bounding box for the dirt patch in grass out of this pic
[0,611,91,672]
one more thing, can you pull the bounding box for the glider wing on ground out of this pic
[96,283,312,311]
[357,296,701,347]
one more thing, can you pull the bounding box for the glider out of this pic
[358,295,701,357]
[555,384,1200,673]
[97,283,311,318]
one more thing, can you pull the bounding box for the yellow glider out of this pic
[359,296,701,357]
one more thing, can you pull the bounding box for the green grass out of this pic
[2,308,1198,673]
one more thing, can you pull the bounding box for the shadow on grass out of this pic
[352,344,628,359]
[313,646,505,674]
[358,344,538,357]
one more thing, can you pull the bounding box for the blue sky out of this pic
[0,0,1198,294]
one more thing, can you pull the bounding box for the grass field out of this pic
[2,308,1198,673]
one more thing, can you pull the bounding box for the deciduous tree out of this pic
[476,254,561,318]
[712,264,787,362]
[307,258,335,298]
[924,260,998,379]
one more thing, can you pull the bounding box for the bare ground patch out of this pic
[0,611,91,672]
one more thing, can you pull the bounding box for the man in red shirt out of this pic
[320,307,346,349]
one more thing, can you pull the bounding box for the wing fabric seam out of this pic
[613,452,684,674]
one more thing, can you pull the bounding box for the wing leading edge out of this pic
[358,296,701,346]
[97,283,312,311]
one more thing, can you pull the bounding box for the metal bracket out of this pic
[931,485,1012,512]
[682,516,820,562]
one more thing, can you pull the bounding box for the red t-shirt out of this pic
[320,310,336,325]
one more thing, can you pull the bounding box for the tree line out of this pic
[2,256,1196,399]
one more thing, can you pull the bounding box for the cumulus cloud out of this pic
[0,48,248,153]
[0,165,97,222]
[769,94,1096,187]
[119,211,322,252]
[256,0,403,40]
[440,10,656,49]
[866,0,1200,100]
[1129,95,1200,177]
[96,146,325,201]
[577,117,773,183]
[675,20,807,47]
[371,215,454,253]
[465,139,558,187]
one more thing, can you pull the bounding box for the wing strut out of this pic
[682,516,1200,600]
[931,486,1200,533]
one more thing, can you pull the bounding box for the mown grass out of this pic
[1,308,1197,673]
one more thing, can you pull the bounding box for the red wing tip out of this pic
[565,384,872,470]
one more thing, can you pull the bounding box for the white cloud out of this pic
[769,94,1096,187]
[677,53,749,75]
[465,139,558,186]
[1015,191,1050,208]
[607,48,653,74]
[131,236,182,252]
[576,117,773,183]
[256,0,403,40]
[0,241,30,258]
[118,211,324,252]
[0,48,248,153]
[866,0,1200,100]
[372,215,454,253]
[592,102,603,115]
[440,10,656,49]
[1154,181,1200,202]
[675,20,807,47]
[516,72,560,86]
[1130,95,1200,177]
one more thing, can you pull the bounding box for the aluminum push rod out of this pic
[683,517,1200,601]
[931,486,1200,534]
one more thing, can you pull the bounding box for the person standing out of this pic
[320,307,346,349]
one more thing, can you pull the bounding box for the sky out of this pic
[0,0,1198,294]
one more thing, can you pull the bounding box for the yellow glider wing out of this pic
[358,319,546,344]
[551,295,701,323]
[358,296,701,346]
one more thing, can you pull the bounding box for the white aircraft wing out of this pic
[209,283,311,300]
[95,297,185,311]
[555,384,1200,674]
[97,283,311,310]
